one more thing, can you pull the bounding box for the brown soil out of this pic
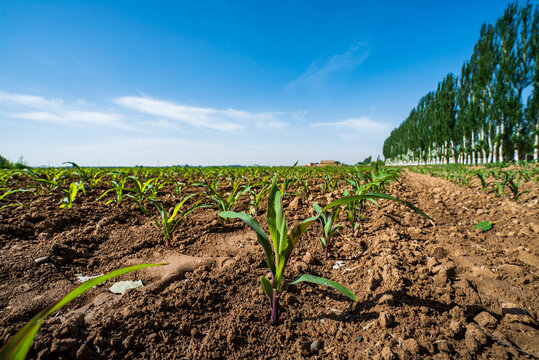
[0,170,538,360]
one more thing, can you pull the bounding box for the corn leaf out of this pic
[0,263,165,360]
[289,274,357,301]
[218,211,276,275]
[323,193,432,220]
[260,276,273,306]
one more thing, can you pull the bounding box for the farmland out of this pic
[0,164,537,359]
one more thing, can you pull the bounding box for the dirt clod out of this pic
[474,311,498,329]
[379,312,394,328]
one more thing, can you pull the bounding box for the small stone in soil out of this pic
[357,335,363,342]
[310,339,321,353]
[34,256,50,264]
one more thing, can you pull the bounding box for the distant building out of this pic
[318,160,341,166]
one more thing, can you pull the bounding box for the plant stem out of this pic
[324,233,330,260]
[272,289,279,326]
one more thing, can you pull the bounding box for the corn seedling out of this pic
[0,189,33,210]
[197,179,249,213]
[151,196,207,248]
[24,169,67,194]
[125,176,157,214]
[342,190,361,232]
[505,173,529,200]
[59,182,83,209]
[97,174,129,205]
[0,263,164,360]
[475,171,488,191]
[219,176,357,326]
[313,202,343,259]
[245,182,271,216]
[300,179,312,200]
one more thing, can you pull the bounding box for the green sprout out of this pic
[245,182,271,216]
[59,182,82,209]
[0,263,164,360]
[151,195,207,248]
[219,176,357,326]
[313,202,343,260]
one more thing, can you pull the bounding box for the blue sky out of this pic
[0,0,518,166]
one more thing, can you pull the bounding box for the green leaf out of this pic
[323,193,432,221]
[218,211,276,276]
[312,202,322,215]
[287,214,319,250]
[267,176,284,255]
[260,276,273,306]
[169,193,197,222]
[289,274,357,301]
[474,221,493,231]
[0,263,165,360]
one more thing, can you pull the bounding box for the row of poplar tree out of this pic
[383,2,538,165]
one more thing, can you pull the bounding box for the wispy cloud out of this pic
[312,116,392,135]
[0,91,293,135]
[287,42,369,90]
[0,91,64,108]
[0,92,135,130]
[114,96,288,132]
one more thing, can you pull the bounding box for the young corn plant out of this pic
[59,182,83,209]
[342,190,362,232]
[245,182,271,216]
[97,174,129,205]
[313,202,343,259]
[0,263,163,360]
[475,171,488,191]
[151,196,207,248]
[505,173,529,201]
[219,176,357,326]
[300,179,312,200]
[125,176,157,214]
[197,179,249,213]
[24,169,67,194]
[0,189,33,210]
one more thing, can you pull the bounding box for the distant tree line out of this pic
[0,154,29,169]
[383,2,538,164]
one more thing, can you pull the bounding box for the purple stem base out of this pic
[272,289,279,326]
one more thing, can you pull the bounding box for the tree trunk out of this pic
[499,121,504,163]
[534,119,538,162]
[471,131,475,164]
[488,135,493,163]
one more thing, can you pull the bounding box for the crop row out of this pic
[409,163,538,200]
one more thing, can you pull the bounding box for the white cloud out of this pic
[0,91,64,108]
[114,96,244,132]
[114,96,289,132]
[3,110,134,130]
[0,91,292,134]
[0,91,135,130]
[287,42,369,90]
[313,116,392,135]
